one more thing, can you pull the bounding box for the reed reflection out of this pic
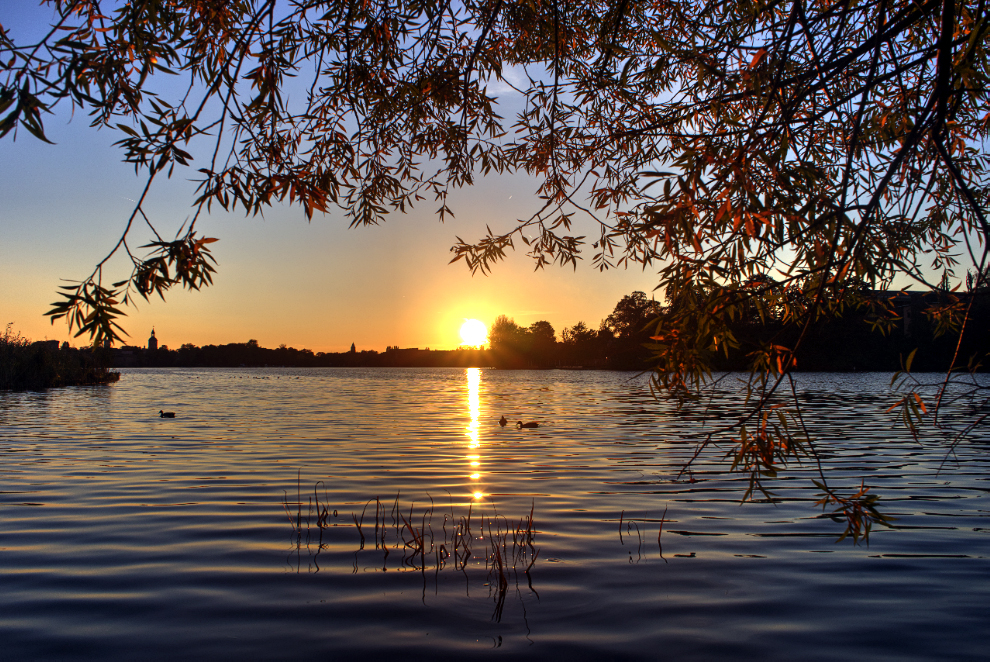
[283,480,540,623]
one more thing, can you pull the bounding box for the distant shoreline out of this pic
[107,340,988,373]
[112,365,967,375]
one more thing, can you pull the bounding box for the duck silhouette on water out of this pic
[517,420,539,428]
[499,415,508,427]
[159,410,176,418]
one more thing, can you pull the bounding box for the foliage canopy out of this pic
[3,0,989,540]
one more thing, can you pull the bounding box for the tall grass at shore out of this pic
[0,325,120,390]
[284,476,539,619]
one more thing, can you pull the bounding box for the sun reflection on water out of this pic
[466,367,480,446]
[465,368,483,499]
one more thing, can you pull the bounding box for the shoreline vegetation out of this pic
[0,326,119,391]
[7,292,990,390]
[113,290,987,373]
[7,287,986,389]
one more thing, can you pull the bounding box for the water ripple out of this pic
[0,368,987,660]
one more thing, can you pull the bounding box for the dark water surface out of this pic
[0,368,987,660]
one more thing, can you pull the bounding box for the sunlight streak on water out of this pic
[465,367,483,499]
[466,366,481,444]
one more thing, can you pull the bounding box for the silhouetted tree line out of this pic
[483,283,987,372]
[666,273,990,373]
[112,338,491,369]
[108,284,989,373]
[1,327,119,390]
[488,292,662,370]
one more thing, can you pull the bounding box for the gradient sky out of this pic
[1,5,658,353]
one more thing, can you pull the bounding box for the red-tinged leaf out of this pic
[23,116,54,144]
[714,201,730,225]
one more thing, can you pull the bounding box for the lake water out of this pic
[0,368,987,660]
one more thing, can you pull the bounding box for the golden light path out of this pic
[465,367,484,500]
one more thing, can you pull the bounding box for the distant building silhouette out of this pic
[350,342,356,353]
[148,328,158,351]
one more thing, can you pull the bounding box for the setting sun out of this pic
[459,319,487,346]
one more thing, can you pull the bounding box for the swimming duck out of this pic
[499,415,508,427]
[159,410,176,418]
[517,421,539,428]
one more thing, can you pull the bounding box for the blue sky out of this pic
[1,3,658,351]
